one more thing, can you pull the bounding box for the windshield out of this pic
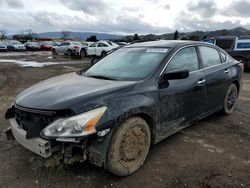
[44,41,52,45]
[85,47,168,81]
[72,42,81,45]
[12,41,22,45]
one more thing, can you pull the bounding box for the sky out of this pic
[0,0,250,35]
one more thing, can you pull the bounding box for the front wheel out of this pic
[67,49,72,56]
[105,117,151,176]
[52,49,57,55]
[101,51,107,57]
[80,49,86,57]
[222,83,238,115]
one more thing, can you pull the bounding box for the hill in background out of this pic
[36,31,124,40]
[8,26,250,42]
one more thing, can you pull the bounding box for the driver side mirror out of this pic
[159,69,189,88]
[163,69,189,80]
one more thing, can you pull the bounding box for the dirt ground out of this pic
[0,51,249,188]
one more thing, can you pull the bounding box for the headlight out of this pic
[41,106,107,138]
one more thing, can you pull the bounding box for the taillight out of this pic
[74,46,80,49]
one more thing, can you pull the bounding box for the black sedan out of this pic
[5,40,243,176]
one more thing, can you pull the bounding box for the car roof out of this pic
[127,40,212,48]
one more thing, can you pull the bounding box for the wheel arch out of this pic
[88,109,157,168]
[132,113,156,145]
[232,80,240,95]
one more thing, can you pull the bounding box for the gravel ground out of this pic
[0,51,249,188]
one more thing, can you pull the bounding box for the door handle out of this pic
[197,79,206,86]
[224,69,230,74]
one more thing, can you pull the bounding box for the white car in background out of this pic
[86,40,120,57]
[51,41,82,56]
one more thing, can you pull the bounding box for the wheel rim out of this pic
[120,127,147,163]
[226,87,237,111]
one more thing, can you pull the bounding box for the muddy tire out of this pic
[222,83,238,115]
[67,49,72,56]
[105,117,151,176]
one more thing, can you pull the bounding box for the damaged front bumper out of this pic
[8,118,52,158]
[6,117,112,168]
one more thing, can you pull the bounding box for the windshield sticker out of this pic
[146,48,168,53]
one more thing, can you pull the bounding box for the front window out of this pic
[89,43,97,47]
[166,47,199,72]
[72,42,82,45]
[12,41,22,45]
[85,47,169,81]
[97,43,108,47]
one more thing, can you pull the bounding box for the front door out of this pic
[87,43,97,55]
[158,46,207,138]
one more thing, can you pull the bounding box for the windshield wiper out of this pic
[86,75,117,80]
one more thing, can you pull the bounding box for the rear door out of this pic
[159,46,207,135]
[198,45,232,112]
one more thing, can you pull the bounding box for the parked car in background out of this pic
[40,41,53,51]
[203,36,250,71]
[6,40,26,51]
[51,41,61,46]
[51,41,82,56]
[24,42,41,51]
[116,41,127,46]
[0,41,8,52]
[86,40,120,57]
[5,40,243,176]
[81,42,89,47]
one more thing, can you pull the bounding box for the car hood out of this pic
[16,72,136,110]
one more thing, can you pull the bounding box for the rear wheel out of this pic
[67,49,72,56]
[222,83,238,115]
[105,117,151,176]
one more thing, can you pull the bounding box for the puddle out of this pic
[0,59,83,67]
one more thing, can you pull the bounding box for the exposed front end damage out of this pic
[5,104,112,168]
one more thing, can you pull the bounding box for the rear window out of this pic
[219,51,227,62]
[216,39,234,50]
[199,46,221,68]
